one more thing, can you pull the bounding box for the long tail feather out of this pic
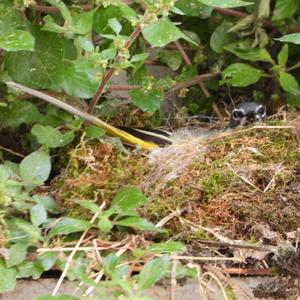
[6,81,159,150]
[117,126,172,146]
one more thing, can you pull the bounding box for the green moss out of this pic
[187,228,212,241]
[202,171,234,200]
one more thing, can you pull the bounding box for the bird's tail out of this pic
[117,126,173,146]
[5,82,160,150]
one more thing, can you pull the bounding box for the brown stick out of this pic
[165,72,219,98]
[88,26,142,113]
[214,7,300,33]
[108,85,140,91]
[34,4,92,13]
[208,266,274,276]
[173,41,223,118]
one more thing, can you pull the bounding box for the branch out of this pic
[214,7,300,33]
[87,26,142,113]
[108,85,140,91]
[165,72,219,97]
[174,41,223,118]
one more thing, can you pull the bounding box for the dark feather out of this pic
[116,126,172,146]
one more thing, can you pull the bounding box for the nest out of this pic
[53,116,300,238]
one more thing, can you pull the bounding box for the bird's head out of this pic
[229,102,266,128]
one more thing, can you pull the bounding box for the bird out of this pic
[118,101,267,146]
[6,82,266,149]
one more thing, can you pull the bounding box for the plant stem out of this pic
[87,26,142,113]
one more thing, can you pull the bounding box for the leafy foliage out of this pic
[0,0,300,298]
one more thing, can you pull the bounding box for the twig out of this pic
[165,72,219,98]
[207,125,296,144]
[83,240,104,296]
[108,85,140,91]
[170,259,178,300]
[214,7,300,33]
[174,40,191,65]
[209,267,274,276]
[201,271,229,300]
[51,202,105,295]
[195,239,276,252]
[226,162,262,192]
[34,4,92,13]
[170,255,243,262]
[263,163,283,192]
[0,145,24,158]
[205,266,254,300]
[173,41,223,119]
[155,208,185,228]
[88,26,142,113]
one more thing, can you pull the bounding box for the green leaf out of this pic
[30,204,47,227]
[84,126,106,139]
[278,44,289,67]
[102,254,131,291]
[36,296,81,300]
[149,242,186,253]
[115,216,161,231]
[0,0,23,35]
[93,5,134,35]
[130,89,163,112]
[16,260,44,279]
[108,18,122,34]
[31,124,74,148]
[131,53,149,63]
[0,165,11,182]
[279,72,300,95]
[0,30,34,51]
[98,215,113,233]
[62,60,99,98]
[5,26,64,90]
[100,47,117,60]
[224,41,274,63]
[138,256,170,290]
[221,63,263,87]
[76,200,102,214]
[45,0,72,24]
[111,187,148,214]
[142,17,197,48]
[0,260,16,293]
[228,14,255,33]
[210,23,235,53]
[257,0,270,19]
[287,94,300,108]
[7,218,42,244]
[70,10,95,35]
[20,151,51,187]
[76,36,94,52]
[157,49,182,71]
[276,33,300,44]
[49,217,92,238]
[175,0,213,17]
[198,0,253,8]
[0,101,41,128]
[32,195,58,213]
[272,0,299,21]
[7,243,28,267]
[37,252,57,271]
[44,9,95,38]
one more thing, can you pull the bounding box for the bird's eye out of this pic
[257,106,265,115]
[232,109,244,120]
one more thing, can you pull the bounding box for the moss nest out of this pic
[52,119,300,240]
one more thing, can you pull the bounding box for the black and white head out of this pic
[230,102,266,128]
